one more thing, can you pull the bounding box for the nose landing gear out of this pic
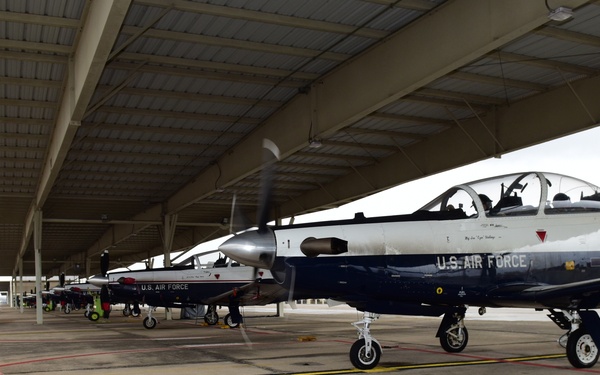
[349,311,381,370]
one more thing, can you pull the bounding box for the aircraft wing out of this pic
[203,280,289,307]
[488,277,600,309]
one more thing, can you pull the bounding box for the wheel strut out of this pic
[352,311,380,357]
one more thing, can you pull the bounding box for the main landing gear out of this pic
[548,309,600,368]
[436,307,468,353]
[348,307,469,370]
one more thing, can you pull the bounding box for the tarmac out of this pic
[1,303,599,375]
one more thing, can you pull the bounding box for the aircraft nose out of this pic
[219,229,276,269]
[88,274,108,286]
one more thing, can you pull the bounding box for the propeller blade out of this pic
[100,250,109,277]
[286,264,297,308]
[257,138,280,232]
[229,192,252,235]
[59,273,65,288]
[229,192,237,234]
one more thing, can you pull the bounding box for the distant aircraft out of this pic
[53,282,100,314]
[90,250,290,329]
[219,171,600,369]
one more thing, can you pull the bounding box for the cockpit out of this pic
[174,251,240,270]
[419,172,600,218]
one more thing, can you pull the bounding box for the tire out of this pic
[204,309,219,325]
[439,324,469,353]
[567,328,599,368]
[224,313,240,328]
[64,305,71,314]
[349,339,381,370]
[123,304,131,316]
[89,311,100,321]
[143,317,157,329]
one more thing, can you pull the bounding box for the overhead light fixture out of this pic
[545,1,573,22]
[308,138,322,149]
[548,6,573,21]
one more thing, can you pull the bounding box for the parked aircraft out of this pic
[89,250,290,329]
[219,171,600,369]
[53,282,100,314]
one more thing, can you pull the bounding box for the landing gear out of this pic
[204,304,219,325]
[350,312,382,369]
[224,313,240,328]
[437,309,468,353]
[567,328,599,368]
[548,309,600,368]
[143,306,158,329]
[143,316,158,329]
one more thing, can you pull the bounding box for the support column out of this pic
[9,276,13,308]
[18,258,23,313]
[34,210,43,324]
[161,213,178,321]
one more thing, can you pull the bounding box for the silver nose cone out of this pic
[219,229,276,269]
[88,274,108,287]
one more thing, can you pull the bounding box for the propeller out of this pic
[228,192,252,235]
[257,138,280,232]
[59,273,65,288]
[100,250,109,277]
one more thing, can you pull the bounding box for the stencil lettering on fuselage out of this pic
[140,283,189,291]
[436,254,527,270]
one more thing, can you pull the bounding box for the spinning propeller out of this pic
[100,250,110,278]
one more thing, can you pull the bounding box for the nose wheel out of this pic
[350,311,381,369]
[143,306,158,329]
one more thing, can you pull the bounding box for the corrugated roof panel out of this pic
[505,33,600,69]
[429,76,534,101]
[564,5,600,35]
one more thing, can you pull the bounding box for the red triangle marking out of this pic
[536,230,547,243]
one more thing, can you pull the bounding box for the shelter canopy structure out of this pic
[1,0,600,279]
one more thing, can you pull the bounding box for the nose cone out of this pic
[88,274,108,287]
[219,229,276,269]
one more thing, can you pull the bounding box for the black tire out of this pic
[64,305,71,314]
[204,309,219,325]
[89,311,100,321]
[143,317,157,329]
[84,310,89,318]
[567,328,599,368]
[224,313,240,328]
[123,304,131,316]
[349,339,381,370]
[439,324,469,353]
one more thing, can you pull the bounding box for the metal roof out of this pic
[1,0,600,278]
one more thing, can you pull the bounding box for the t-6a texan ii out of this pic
[219,171,600,369]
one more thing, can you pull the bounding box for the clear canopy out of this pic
[419,172,600,218]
